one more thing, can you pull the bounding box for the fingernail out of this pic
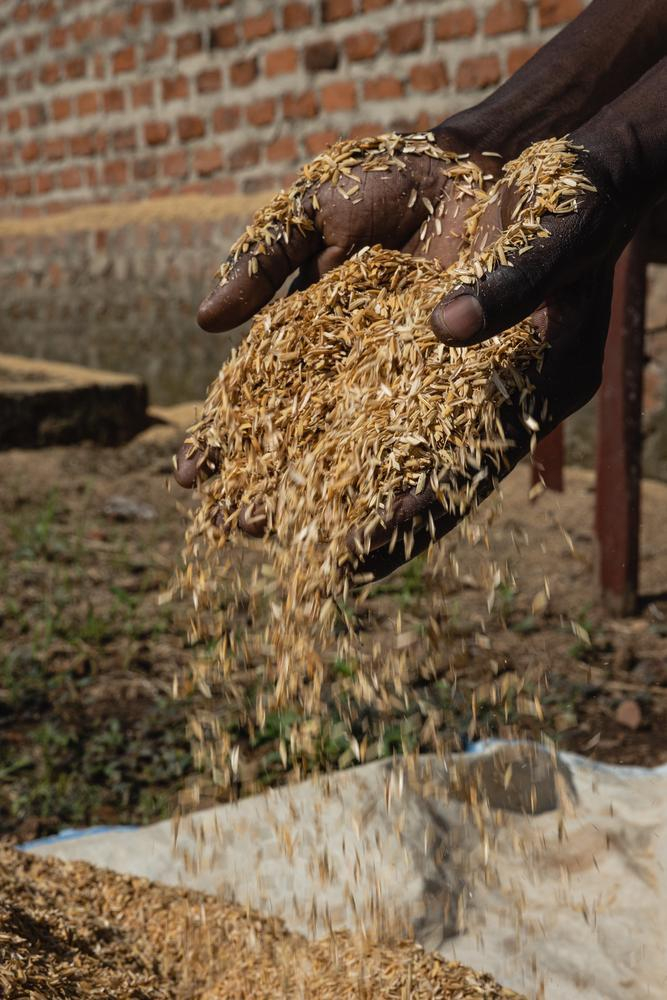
[432,295,484,344]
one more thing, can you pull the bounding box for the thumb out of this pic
[430,239,558,346]
[197,206,323,334]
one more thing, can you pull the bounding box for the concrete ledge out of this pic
[0,353,148,448]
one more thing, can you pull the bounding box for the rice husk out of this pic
[0,846,524,998]
[177,134,590,779]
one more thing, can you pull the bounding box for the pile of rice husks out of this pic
[0,846,523,999]
[176,132,590,802]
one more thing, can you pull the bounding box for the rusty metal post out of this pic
[532,424,564,492]
[595,239,646,615]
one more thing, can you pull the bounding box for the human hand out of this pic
[175,129,502,489]
[360,262,614,579]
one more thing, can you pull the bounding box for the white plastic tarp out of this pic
[24,743,667,1000]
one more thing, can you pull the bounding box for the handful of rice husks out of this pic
[177,133,589,750]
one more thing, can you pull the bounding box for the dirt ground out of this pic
[1,416,665,842]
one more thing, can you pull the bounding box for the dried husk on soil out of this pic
[0,846,523,999]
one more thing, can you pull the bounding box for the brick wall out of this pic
[0,0,585,214]
[5,1,666,479]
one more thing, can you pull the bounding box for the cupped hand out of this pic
[175,129,502,490]
[195,128,500,337]
[430,140,633,347]
[359,260,614,579]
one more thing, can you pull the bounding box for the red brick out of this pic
[13,175,32,197]
[65,56,86,79]
[103,87,125,112]
[305,129,338,156]
[15,70,33,92]
[485,0,528,35]
[112,46,136,74]
[507,43,541,75]
[304,40,339,72]
[267,136,297,163]
[132,80,154,107]
[0,77,6,100]
[321,80,356,111]
[144,33,168,60]
[283,91,318,119]
[387,19,424,54]
[362,0,391,8]
[129,4,144,28]
[246,98,275,126]
[38,1,56,19]
[176,31,201,58]
[6,109,22,130]
[162,150,188,178]
[456,54,501,90]
[150,0,174,22]
[283,2,311,28]
[183,0,210,9]
[23,33,41,54]
[51,96,71,121]
[14,1,31,20]
[243,11,274,40]
[322,0,354,22]
[84,164,98,187]
[435,9,476,40]
[213,105,240,132]
[70,133,106,156]
[104,160,127,185]
[76,91,98,115]
[144,121,171,145]
[72,17,96,43]
[60,166,81,190]
[48,25,67,47]
[410,61,448,93]
[230,58,257,87]
[93,54,106,79]
[162,75,189,101]
[36,172,54,194]
[345,31,380,61]
[21,140,40,163]
[178,114,205,142]
[211,22,237,48]
[134,157,158,181]
[26,102,46,127]
[266,47,297,76]
[230,141,260,170]
[44,137,66,160]
[348,120,382,139]
[0,42,16,67]
[364,76,403,101]
[197,68,222,93]
[102,10,126,35]
[113,126,136,151]
[194,147,223,176]
[539,0,583,26]
[40,62,60,85]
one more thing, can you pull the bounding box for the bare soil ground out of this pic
[1,418,665,841]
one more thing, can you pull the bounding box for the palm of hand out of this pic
[197,135,497,334]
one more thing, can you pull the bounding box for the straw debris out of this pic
[0,846,524,998]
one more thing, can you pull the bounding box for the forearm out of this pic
[441,0,667,158]
[573,56,667,216]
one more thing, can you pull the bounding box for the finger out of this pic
[287,245,349,296]
[429,201,594,347]
[173,441,219,489]
[197,214,324,333]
